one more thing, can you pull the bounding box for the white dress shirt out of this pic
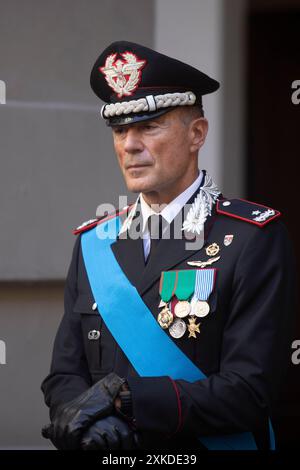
[140,171,203,260]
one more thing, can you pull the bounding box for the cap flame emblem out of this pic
[100,52,146,98]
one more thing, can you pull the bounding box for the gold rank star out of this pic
[188,317,201,338]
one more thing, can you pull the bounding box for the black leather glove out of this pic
[80,415,140,450]
[42,372,126,450]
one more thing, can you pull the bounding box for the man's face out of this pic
[112,108,201,198]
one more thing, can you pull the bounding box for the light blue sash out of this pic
[81,216,275,450]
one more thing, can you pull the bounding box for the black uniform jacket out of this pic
[41,187,296,450]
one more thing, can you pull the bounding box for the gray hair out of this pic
[178,105,204,126]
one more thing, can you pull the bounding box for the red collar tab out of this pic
[216,198,281,227]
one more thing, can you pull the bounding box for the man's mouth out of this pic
[126,164,151,170]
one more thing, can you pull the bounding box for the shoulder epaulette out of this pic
[216,198,281,227]
[73,204,134,235]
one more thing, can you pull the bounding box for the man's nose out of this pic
[123,128,144,153]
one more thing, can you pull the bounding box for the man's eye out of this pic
[144,124,157,130]
[113,128,126,136]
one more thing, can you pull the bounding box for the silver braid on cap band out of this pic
[100,91,197,119]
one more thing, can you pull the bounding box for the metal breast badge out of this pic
[224,234,234,246]
[206,243,220,257]
[187,256,220,268]
[187,241,221,268]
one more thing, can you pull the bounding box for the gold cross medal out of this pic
[188,317,201,338]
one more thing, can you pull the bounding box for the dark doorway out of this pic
[248,9,300,448]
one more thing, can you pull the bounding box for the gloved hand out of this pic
[41,372,126,449]
[80,415,140,450]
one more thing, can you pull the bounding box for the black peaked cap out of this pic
[90,41,220,125]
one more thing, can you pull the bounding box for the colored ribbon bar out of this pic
[175,270,196,300]
[194,269,216,301]
[159,271,177,302]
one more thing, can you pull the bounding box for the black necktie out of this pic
[146,214,164,264]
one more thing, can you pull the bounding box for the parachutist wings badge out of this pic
[100,52,146,98]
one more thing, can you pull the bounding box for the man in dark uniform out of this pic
[41,41,295,450]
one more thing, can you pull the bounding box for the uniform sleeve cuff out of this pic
[127,376,182,437]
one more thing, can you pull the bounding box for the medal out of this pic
[191,299,210,317]
[190,269,216,320]
[159,269,213,335]
[188,317,201,338]
[173,270,195,319]
[158,271,177,328]
[157,307,173,329]
[174,300,191,318]
[169,318,187,339]
[206,243,220,257]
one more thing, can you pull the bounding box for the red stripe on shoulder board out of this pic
[96,204,134,226]
[73,220,99,235]
[73,204,134,235]
[216,200,281,227]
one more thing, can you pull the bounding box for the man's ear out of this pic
[190,118,208,153]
